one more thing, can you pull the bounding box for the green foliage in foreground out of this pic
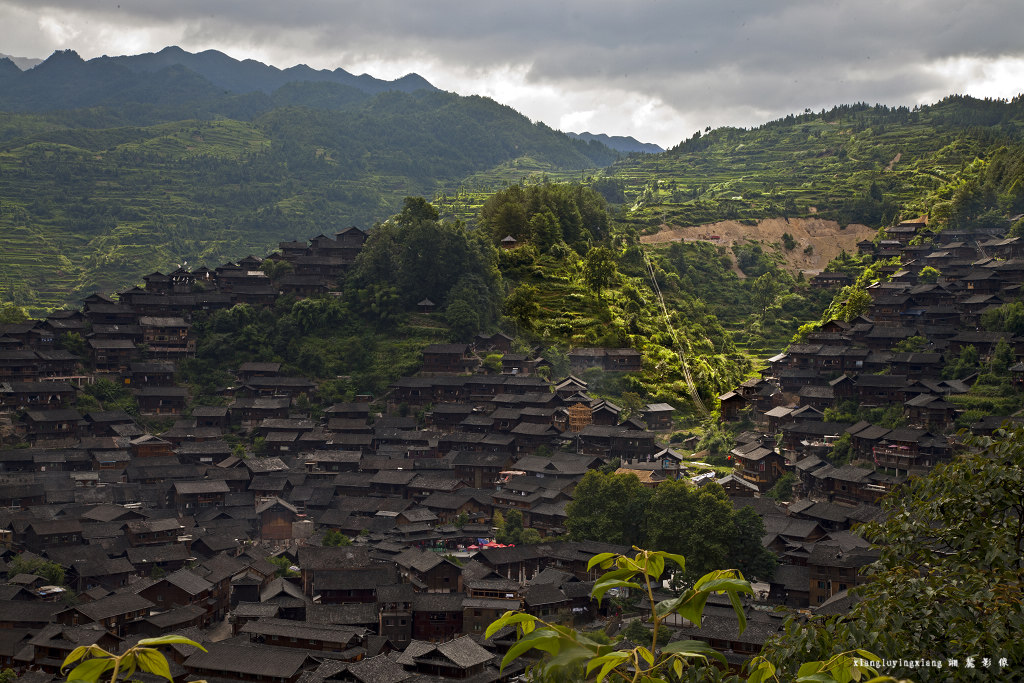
[487,548,890,683]
[760,425,1024,681]
[61,635,205,683]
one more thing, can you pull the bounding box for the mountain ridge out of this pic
[568,131,663,154]
[0,51,43,70]
[0,86,617,311]
[0,47,436,115]
[99,45,437,95]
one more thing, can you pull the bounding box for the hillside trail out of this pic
[640,217,878,275]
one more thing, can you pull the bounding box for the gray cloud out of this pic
[2,1,1022,146]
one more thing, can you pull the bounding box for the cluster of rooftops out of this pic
[1,237,794,679]
[3,217,1022,678]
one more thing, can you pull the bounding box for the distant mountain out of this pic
[568,131,663,154]
[100,45,436,95]
[0,47,436,116]
[0,52,43,70]
[0,85,617,310]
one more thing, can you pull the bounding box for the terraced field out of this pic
[0,210,85,312]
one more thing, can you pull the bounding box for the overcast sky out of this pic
[2,1,1023,147]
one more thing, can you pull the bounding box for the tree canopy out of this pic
[354,197,502,327]
[761,425,1024,680]
[565,472,777,583]
[478,183,610,252]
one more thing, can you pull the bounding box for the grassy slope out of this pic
[501,244,753,419]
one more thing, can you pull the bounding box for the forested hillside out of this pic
[172,189,751,414]
[3,47,1024,320]
[0,53,615,313]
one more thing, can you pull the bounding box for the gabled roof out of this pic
[241,617,359,645]
[342,654,411,683]
[173,480,229,495]
[72,593,153,621]
[162,568,214,596]
[717,474,759,491]
[396,636,494,669]
[185,642,313,678]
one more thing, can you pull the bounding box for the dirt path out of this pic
[885,152,902,172]
[640,217,878,274]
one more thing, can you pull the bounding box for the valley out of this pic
[0,45,1023,681]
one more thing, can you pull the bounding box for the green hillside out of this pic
[4,89,1024,316]
[599,96,1024,232]
[0,91,614,313]
[435,96,1024,235]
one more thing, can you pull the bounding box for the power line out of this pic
[641,248,710,417]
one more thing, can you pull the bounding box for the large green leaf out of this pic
[661,552,687,573]
[485,611,537,639]
[646,553,665,579]
[499,628,564,671]
[587,552,619,571]
[137,634,208,651]
[746,658,777,683]
[65,657,116,683]
[654,594,684,617]
[585,651,631,683]
[674,589,710,626]
[662,639,727,664]
[543,643,599,671]
[61,645,113,672]
[591,578,643,605]
[135,647,174,682]
[592,567,643,588]
[727,584,747,635]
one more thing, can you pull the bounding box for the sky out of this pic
[1,1,1023,148]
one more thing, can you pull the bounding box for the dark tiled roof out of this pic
[185,642,312,678]
[397,636,494,669]
[75,593,153,621]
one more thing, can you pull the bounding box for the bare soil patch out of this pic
[885,152,902,172]
[640,217,878,275]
